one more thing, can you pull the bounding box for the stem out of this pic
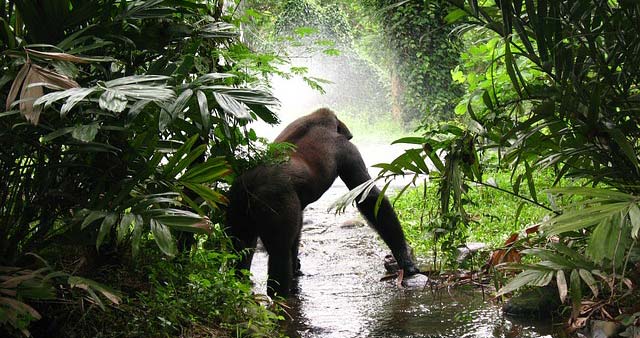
[610,223,623,300]
[468,178,557,214]
[620,239,635,294]
[419,178,427,232]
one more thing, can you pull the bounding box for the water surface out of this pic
[250,181,566,338]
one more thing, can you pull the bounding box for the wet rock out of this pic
[456,242,487,262]
[340,219,365,229]
[402,273,430,288]
[502,286,561,318]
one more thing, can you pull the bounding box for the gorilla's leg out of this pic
[259,195,302,297]
[266,248,293,297]
[291,214,303,276]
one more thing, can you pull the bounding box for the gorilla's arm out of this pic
[338,142,419,274]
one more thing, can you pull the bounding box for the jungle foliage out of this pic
[0,0,283,336]
[360,0,464,125]
[350,0,640,329]
[242,0,463,126]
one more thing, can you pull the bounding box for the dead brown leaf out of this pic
[6,61,80,124]
[5,62,30,111]
[19,66,45,124]
[24,48,91,64]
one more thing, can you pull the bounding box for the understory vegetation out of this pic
[1,0,286,336]
[394,168,552,263]
[2,0,640,336]
[350,0,640,333]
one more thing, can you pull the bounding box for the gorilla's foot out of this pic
[403,264,422,276]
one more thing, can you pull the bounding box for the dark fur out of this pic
[226,108,418,297]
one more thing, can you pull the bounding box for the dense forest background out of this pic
[1,0,639,337]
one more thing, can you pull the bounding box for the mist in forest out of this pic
[251,50,392,141]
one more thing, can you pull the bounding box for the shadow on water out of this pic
[250,180,568,338]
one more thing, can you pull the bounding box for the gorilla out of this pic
[225,108,419,297]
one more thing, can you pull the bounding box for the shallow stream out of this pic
[250,179,567,338]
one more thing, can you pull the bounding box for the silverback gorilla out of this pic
[225,108,419,297]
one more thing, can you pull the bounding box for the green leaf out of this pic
[524,161,537,202]
[159,110,171,131]
[163,134,199,176]
[99,89,128,113]
[629,203,640,239]
[195,73,236,85]
[213,91,251,119]
[569,269,582,320]
[504,40,523,97]
[405,149,430,174]
[81,211,107,230]
[148,208,202,226]
[543,202,631,235]
[587,211,629,266]
[330,178,378,214]
[199,22,237,38]
[97,213,118,251]
[391,137,425,145]
[104,75,171,87]
[181,182,227,208]
[608,128,639,172]
[117,213,135,245]
[550,243,595,269]
[71,123,99,143]
[196,90,210,131]
[426,151,445,172]
[179,157,231,183]
[444,8,468,23]
[521,248,577,269]
[167,144,206,178]
[374,181,391,217]
[131,215,143,258]
[247,103,279,124]
[496,268,552,296]
[206,86,279,107]
[150,219,177,257]
[128,99,150,120]
[545,187,635,201]
[68,276,121,306]
[372,163,404,175]
[578,269,598,298]
[170,88,193,117]
[41,127,74,143]
[60,87,97,116]
[556,270,567,303]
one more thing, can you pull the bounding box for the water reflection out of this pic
[250,184,567,338]
[279,284,564,338]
